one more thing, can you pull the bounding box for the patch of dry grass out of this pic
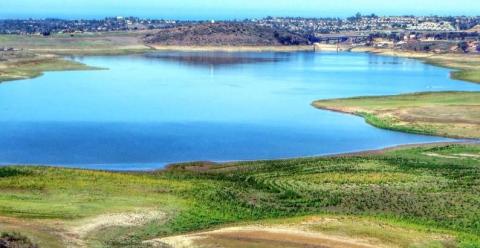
[0,33,152,55]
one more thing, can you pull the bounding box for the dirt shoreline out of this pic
[1,141,475,173]
[149,45,315,52]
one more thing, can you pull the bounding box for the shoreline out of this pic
[148,44,315,52]
[0,54,103,83]
[1,43,479,171]
[163,140,479,172]
[147,44,480,84]
[2,43,479,83]
[312,91,480,139]
[32,47,154,56]
[350,46,480,83]
[2,140,477,172]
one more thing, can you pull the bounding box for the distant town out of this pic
[1,13,480,53]
[2,14,480,34]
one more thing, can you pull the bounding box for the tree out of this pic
[347,12,362,22]
[356,12,362,20]
[458,41,469,53]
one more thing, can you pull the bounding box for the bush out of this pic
[458,42,469,53]
[0,232,38,248]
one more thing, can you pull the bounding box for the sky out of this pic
[1,0,479,20]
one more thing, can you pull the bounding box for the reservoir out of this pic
[1,51,479,170]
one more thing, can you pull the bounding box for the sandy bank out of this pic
[149,45,314,52]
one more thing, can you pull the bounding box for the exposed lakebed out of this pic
[1,51,479,170]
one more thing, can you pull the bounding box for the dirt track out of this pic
[145,226,379,248]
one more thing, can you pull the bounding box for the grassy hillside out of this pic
[313,91,480,139]
[144,22,309,46]
[1,144,480,247]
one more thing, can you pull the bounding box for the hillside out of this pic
[1,144,480,247]
[143,22,310,46]
[468,24,480,32]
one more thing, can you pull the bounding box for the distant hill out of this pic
[143,22,310,46]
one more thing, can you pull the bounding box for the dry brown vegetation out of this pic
[0,32,151,55]
[144,22,309,47]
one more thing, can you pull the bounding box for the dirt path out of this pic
[0,216,64,248]
[423,152,480,159]
[145,225,381,248]
[61,209,165,247]
[1,209,165,248]
[69,209,164,238]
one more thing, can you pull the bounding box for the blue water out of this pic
[1,51,479,170]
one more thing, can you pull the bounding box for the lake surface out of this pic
[1,51,479,170]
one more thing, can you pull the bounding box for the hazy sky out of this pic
[1,0,479,19]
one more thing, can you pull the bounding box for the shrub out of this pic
[0,232,38,248]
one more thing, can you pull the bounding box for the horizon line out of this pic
[1,13,480,21]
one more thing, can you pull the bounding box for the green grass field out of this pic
[1,144,480,247]
[452,70,480,83]
[313,91,480,139]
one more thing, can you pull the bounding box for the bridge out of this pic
[315,34,370,44]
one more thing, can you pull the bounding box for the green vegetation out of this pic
[313,91,480,139]
[0,57,101,83]
[0,32,153,83]
[1,144,480,247]
[418,55,480,83]
[452,70,480,83]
